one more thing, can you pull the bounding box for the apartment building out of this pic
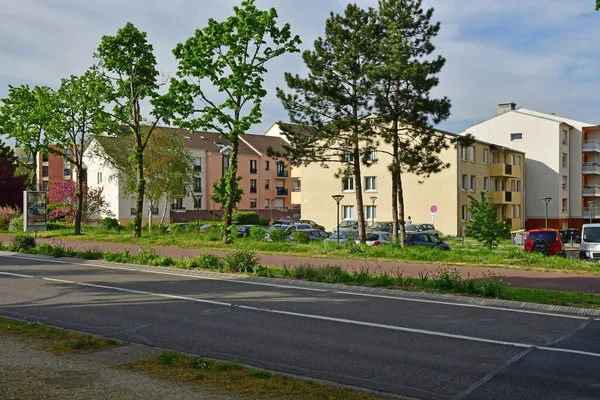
[265,122,525,236]
[14,145,74,194]
[461,102,596,230]
[83,127,297,224]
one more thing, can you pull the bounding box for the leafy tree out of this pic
[0,139,18,169]
[47,180,114,223]
[596,0,600,10]
[465,192,511,249]
[94,22,172,238]
[273,4,380,244]
[170,0,300,244]
[0,139,24,208]
[0,85,54,190]
[45,67,112,235]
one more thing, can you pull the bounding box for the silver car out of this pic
[354,231,391,246]
[265,224,313,241]
[324,230,357,245]
[332,220,359,232]
[405,223,442,237]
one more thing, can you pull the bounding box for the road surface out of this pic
[0,253,599,400]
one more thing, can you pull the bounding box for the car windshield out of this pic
[330,231,350,239]
[528,231,557,242]
[405,224,418,231]
[370,223,390,231]
[366,233,381,241]
[583,227,600,243]
[339,221,355,228]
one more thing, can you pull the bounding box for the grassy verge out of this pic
[2,236,599,310]
[125,352,387,400]
[0,317,121,354]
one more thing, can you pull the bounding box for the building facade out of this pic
[265,123,525,236]
[461,102,595,230]
[14,145,74,194]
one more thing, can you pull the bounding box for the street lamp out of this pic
[588,200,594,224]
[193,194,202,231]
[369,196,377,226]
[541,197,552,229]
[332,194,344,245]
[269,198,276,223]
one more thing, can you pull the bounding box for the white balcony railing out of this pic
[583,185,600,196]
[583,163,600,174]
[583,140,600,152]
[583,207,600,218]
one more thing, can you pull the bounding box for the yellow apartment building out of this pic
[265,123,525,236]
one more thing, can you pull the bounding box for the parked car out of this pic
[332,220,359,232]
[405,223,442,237]
[355,231,391,246]
[237,225,266,237]
[198,224,213,233]
[299,220,325,231]
[579,223,600,260]
[324,230,357,245]
[303,229,330,242]
[405,233,450,250]
[265,224,313,241]
[524,230,566,257]
[165,223,188,234]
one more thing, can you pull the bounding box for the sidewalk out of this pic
[2,234,599,294]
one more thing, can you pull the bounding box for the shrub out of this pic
[293,230,309,244]
[231,211,260,225]
[138,247,174,266]
[9,233,36,252]
[101,218,121,231]
[224,249,259,273]
[49,242,74,258]
[80,247,103,260]
[103,250,132,263]
[176,254,223,270]
[8,216,23,232]
[269,229,288,243]
[34,243,54,255]
[204,226,222,241]
[167,223,186,234]
[0,206,21,231]
[248,226,267,241]
[47,203,68,223]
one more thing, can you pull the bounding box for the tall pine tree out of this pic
[275,4,380,244]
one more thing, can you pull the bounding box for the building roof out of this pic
[241,134,287,156]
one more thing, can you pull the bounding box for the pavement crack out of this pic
[545,318,593,347]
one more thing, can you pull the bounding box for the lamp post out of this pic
[541,197,552,229]
[332,195,344,245]
[588,200,594,224]
[269,198,276,222]
[369,196,377,226]
[193,194,202,231]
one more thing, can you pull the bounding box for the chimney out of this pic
[497,102,516,115]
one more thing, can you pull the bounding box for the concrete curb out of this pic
[3,250,600,318]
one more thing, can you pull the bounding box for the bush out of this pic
[47,203,68,223]
[49,242,74,258]
[104,250,132,263]
[231,211,260,225]
[204,226,222,241]
[138,247,174,266]
[0,206,21,231]
[9,233,36,252]
[248,226,267,241]
[293,230,309,244]
[101,218,121,231]
[80,247,103,260]
[167,223,186,234]
[175,254,223,270]
[269,229,288,243]
[224,249,259,273]
[8,215,23,232]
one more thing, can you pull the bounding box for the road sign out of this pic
[430,205,438,214]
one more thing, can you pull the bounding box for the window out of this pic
[341,150,354,163]
[562,199,568,213]
[470,176,476,191]
[264,179,270,189]
[365,148,378,163]
[194,157,201,172]
[250,199,257,209]
[42,181,48,192]
[342,177,355,192]
[222,155,230,177]
[469,146,475,162]
[193,197,202,209]
[250,160,257,174]
[460,146,466,161]
[509,154,514,165]
[484,177,489,192]
[42,153,49,162]
[514,155,521,166]
[42,166,48,178]
[265,160,269,170]
[510,205,515,219]
[64,149,71,159]
[562,153,568,168]
[461,205,467,221]
[492,152,499,164]
[365,176,376,191]
[461,175,467,191]
[96,171,102,184]
[194,177,202,193]
[493,178,500,192]
[264,199,270,208]
[511,180,515,192]
[510,133,522,141]
[562,175,568,190]
[152,207,159,215]
[250,179,257,193]
[483,149,489,164]
[63,163,71,177]
[517,180,521,192]
[171,198,184,211]
[562,129,568,146]
[365,205,377,220]
[516,205,521,218]
[342,205,354,220]
[276,161,287,177]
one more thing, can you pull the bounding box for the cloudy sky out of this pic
[1,0,599,142]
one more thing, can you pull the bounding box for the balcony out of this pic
[583,185,600,197]
[490,191,517,204]
[583,140,600,152]
[276,187,289,197]
[489,163,520,177]
[583,163,600,174]
[583,207,600,219]
[291,191,302,205]
[276,170,289,178]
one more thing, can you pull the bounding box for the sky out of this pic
[1,0,599,146]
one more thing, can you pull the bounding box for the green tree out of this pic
[466,192,511,249]
[45,67,113,235]
[94,22,172,238]
[596,0,599,10]
[170,0,300,244]
[274,4,380,244]
[0,85,54,190]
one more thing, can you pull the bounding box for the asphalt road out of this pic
[0,254,599,400]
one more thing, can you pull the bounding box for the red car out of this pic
[524,230,566,257]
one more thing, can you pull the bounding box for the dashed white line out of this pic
[0,271,33,278]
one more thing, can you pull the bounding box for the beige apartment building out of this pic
[265,123,524,236]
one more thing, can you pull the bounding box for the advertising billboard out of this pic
[23,191,48,232]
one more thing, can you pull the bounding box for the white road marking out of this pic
[41,276,600,359]
[0,271,33,278]
[334,291,591,321]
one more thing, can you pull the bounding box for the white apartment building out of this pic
[461,102,596,230]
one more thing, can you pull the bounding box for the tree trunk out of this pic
[223,138,240,244]
[147,200,153,231]
[159,198,169,226]
[353,142,366,245]
[74,167,84,235]
[133,145,145,239]
[397,172,407,247]
[391,124,399,245]
[30,152,38,191]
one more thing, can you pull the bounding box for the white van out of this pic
[579,223,600,260]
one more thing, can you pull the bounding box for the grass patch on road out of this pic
[0,317,121,354]
[125,352,387,400]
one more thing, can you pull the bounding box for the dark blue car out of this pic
[406,233,450,250]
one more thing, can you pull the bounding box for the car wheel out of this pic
[531,239,549,254]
